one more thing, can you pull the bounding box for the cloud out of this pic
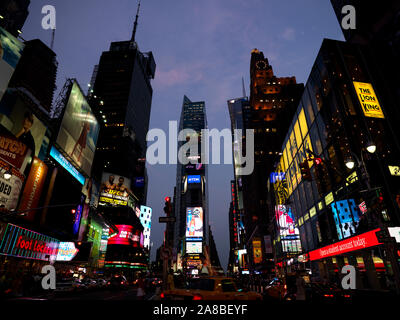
[154,61,206,89]
[281,27,296,41]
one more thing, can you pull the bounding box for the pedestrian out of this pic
[136,276,146,300]
[295,272,306,301]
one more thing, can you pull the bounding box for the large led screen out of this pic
[99,172,132,206]
[186,241,202,254]
[186,207,203,238]
[275,205,302,253]
[107,225,142,248]
[0,27,24,103]
[56,81,99,176]
[331,199,360,240]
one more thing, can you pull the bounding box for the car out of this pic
[305,282,352,302]
[161,276,263,300]
[263,278,287,300]
[107,275,128,290]
[54,278,84,293]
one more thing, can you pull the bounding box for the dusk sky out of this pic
[21,0,344,270]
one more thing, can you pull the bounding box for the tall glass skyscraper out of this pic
[174,95,210,275]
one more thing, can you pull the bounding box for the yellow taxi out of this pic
[161,276,263,301]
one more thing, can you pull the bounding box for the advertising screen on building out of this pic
[56,242,79,261]
[0,157,24,210]
[186,207,203,238]
[107,225,142,248]
[99,172,133,206]
[56,81,99,176]
[18,157,48,221]
[0,90,49,159]
[0,223,59,261]
[331,199,360,240]
[275,205,302,253]
[252,239,262,264]
[186,241,202,254]
[187,175,201,184]
[49,146,85,185]
[353,81,384,119]
[0,27,24,103]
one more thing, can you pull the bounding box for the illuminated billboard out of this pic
[49,146,85,185]
[56,242,79,261]
[353,81,384,119]
[275,205,302,253]
[107,225,142,248]
[99,172,133,206]
[252,239,262,264]
[186,241,202,254]
[56,81,99,176]
[0,157,24,210]
[0,27,24,102]
[331,199,360,240]
[0,223,59,261]
[187,175,201,184]
[186,207,203,238]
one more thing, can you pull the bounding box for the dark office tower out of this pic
[90,29,156,205]
[0,0,30,37]
[330,0,400,158]
[174,95,209,275]
[243,49,304,274]
[8,39,57,114]
[227,97,251,253]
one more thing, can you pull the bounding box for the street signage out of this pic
[159,216,176,223]
[388,166,400,176]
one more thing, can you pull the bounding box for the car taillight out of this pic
[121,282,124,285]
[160,293,165,299]
[344,294,350,298]
[193,294,203,300]
[324,294,334,298]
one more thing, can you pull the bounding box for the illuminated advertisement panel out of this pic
[186,241,202,254]
[252,239,262,264]
[18,157,48,221]
[0,158,24,210]
[186,207,203,238]
[187,175,201,184]
[49,146,85,185]
[353,81,384,119]
[331,199,360,240]
[56,242,79,261]
[107,225,142,248]
[0,223,59,261]
[0,27,24,102]
[275,205,302,253]
[99,172,133,206]
[309,228,382,261]
[56,81,99,176]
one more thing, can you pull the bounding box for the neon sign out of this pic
[50,146,85,185]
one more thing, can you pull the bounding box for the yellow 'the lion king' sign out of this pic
[353,81,384,119]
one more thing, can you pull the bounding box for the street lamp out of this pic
[366,141,377,154]
[345,159,355,170]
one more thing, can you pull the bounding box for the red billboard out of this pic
[107,225,143,248]
[308,228,382,261]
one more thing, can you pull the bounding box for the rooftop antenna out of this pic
[50,29,55,50]
[131,0,141,42]
[242,77,246,98]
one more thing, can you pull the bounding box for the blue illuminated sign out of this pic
[50,146,85,185]
[187,175,201,184]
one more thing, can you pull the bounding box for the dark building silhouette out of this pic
[242,49,304,273]
[0,0,30,37]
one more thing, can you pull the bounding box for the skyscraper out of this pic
[174,95,209,275]
[0,0,30,37]
[90,17,156,206]
[242,49,304,273]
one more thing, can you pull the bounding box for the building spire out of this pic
[131,0,141,42]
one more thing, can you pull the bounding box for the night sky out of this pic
[21,0,344,270]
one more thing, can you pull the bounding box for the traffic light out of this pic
[299,160,312,181]
[163,196,172,215]
[314,157,323,166]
